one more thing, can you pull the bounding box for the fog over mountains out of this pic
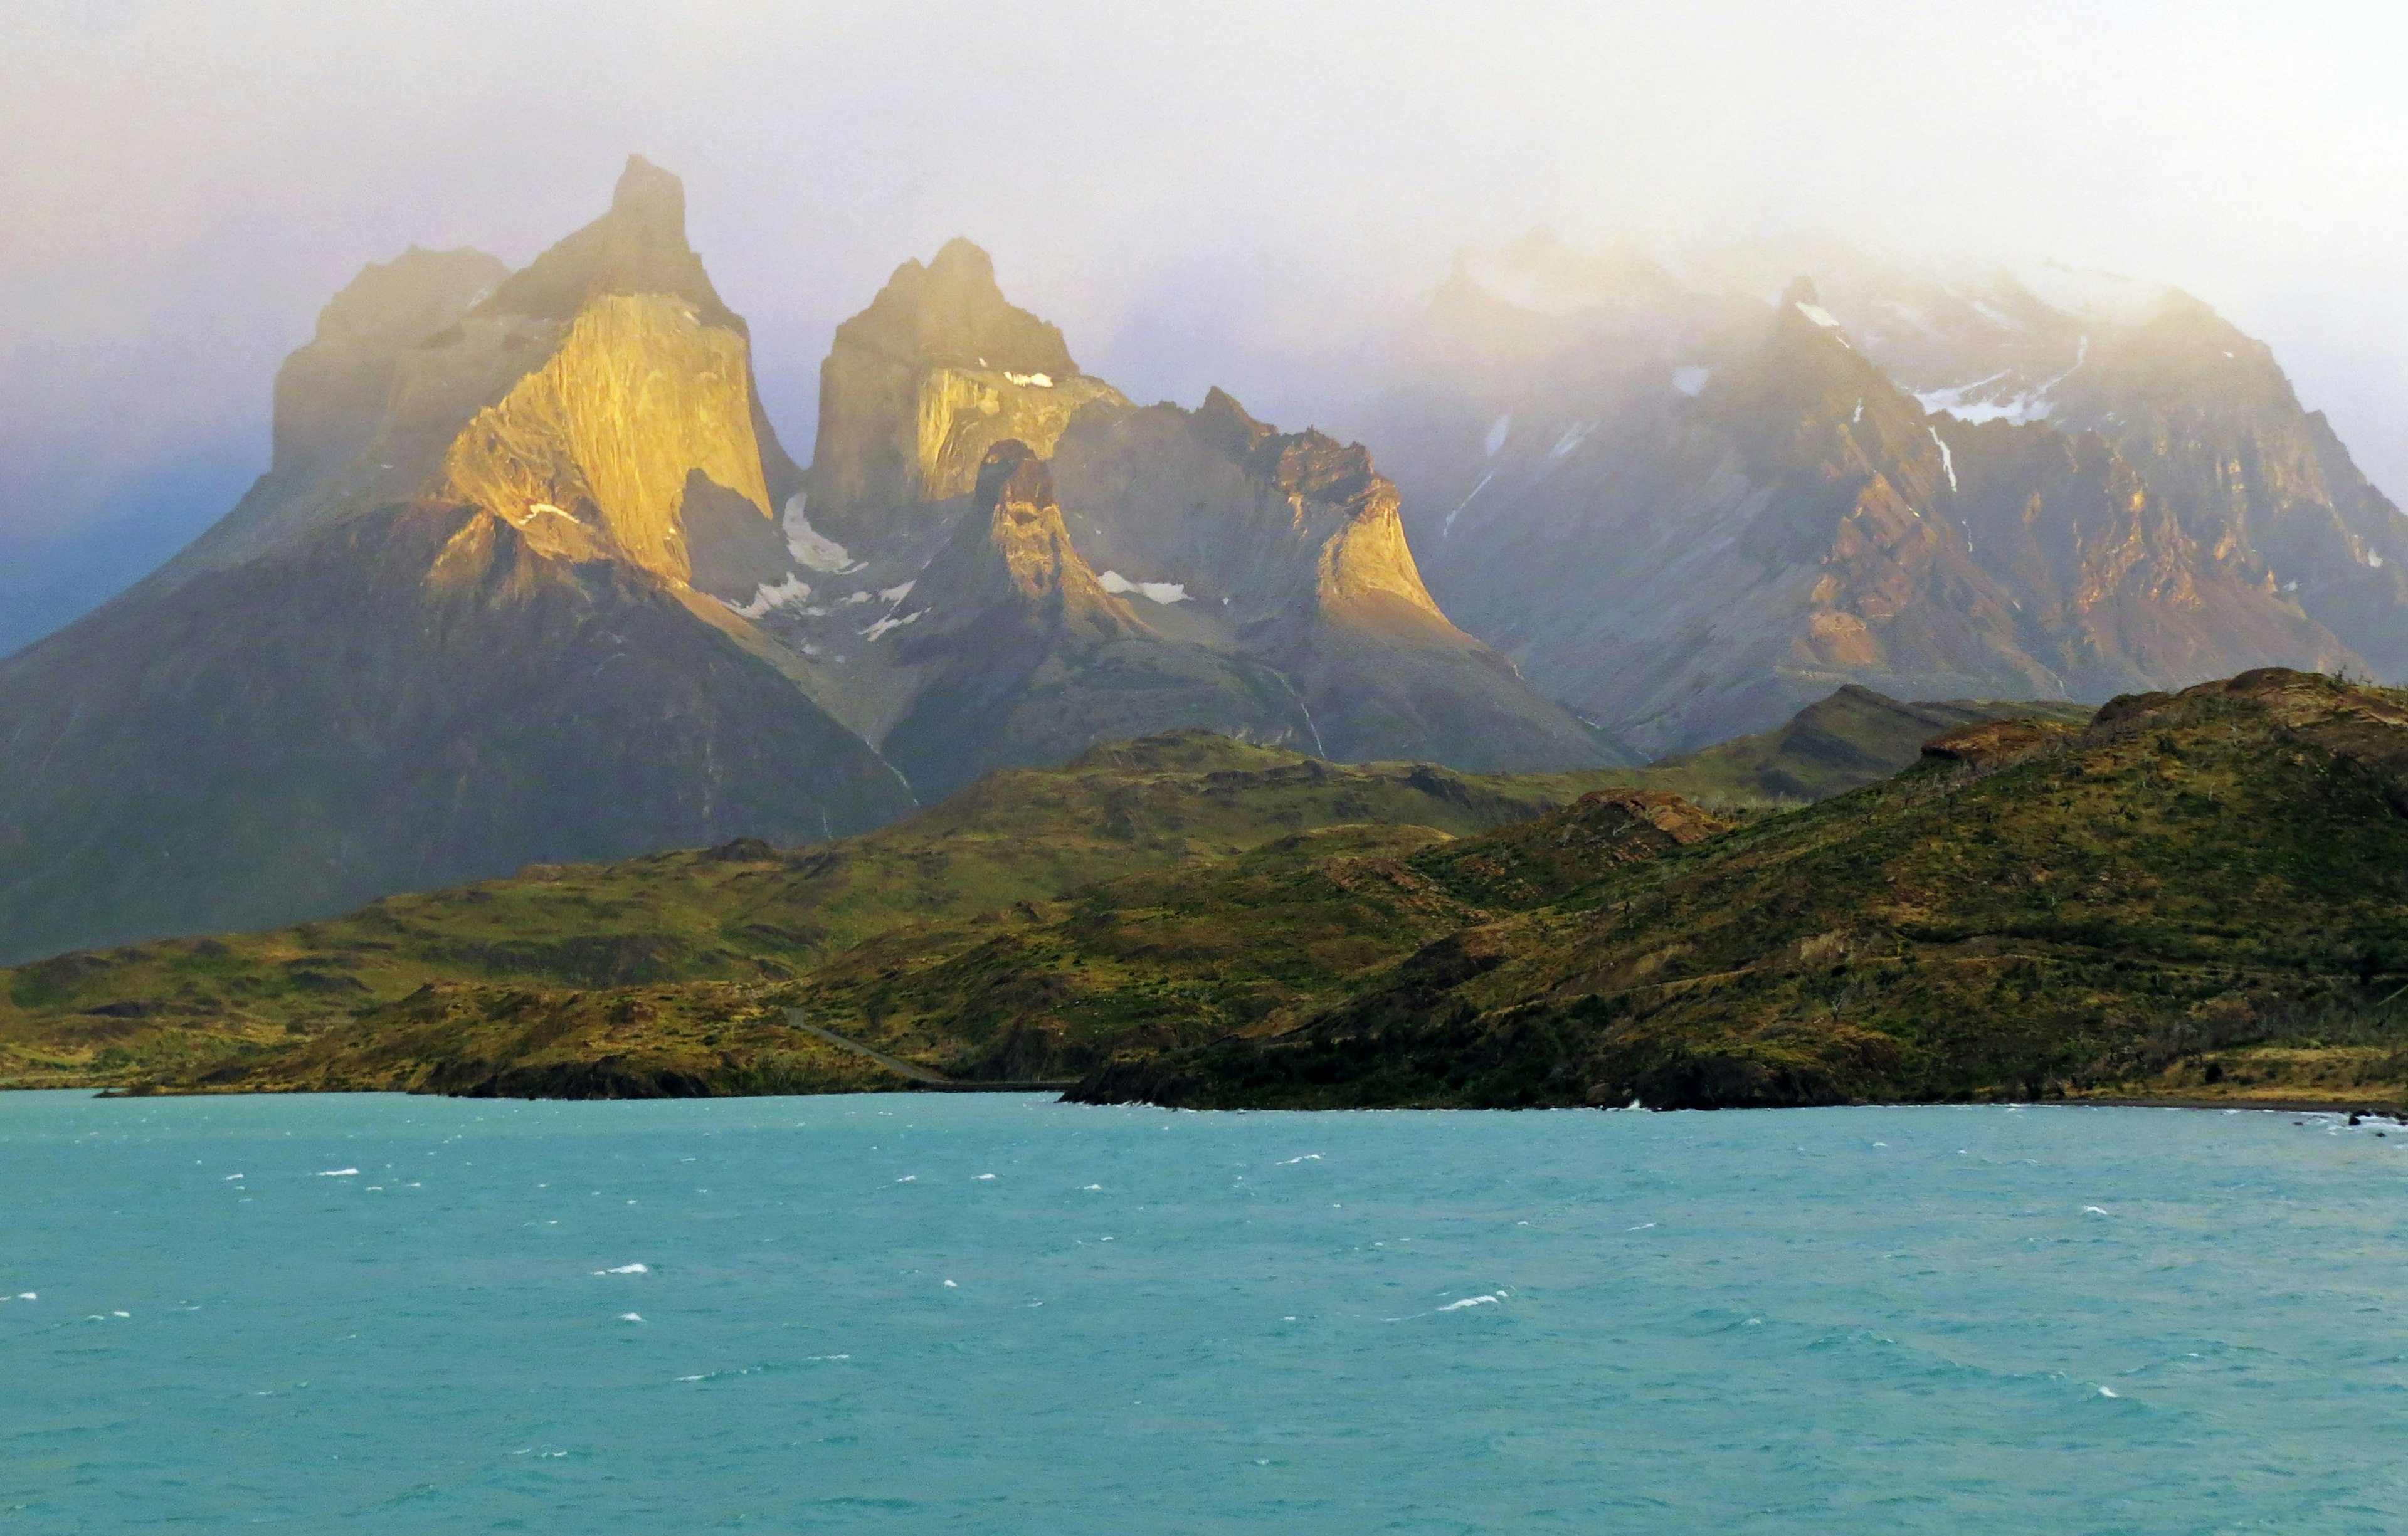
[1374,233,2407,754]
[1,151,2403,964]
[12,6,2408,664]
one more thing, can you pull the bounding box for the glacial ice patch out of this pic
[732,573,811,619]
[1098,571,1190,604]
[782,496,857,572]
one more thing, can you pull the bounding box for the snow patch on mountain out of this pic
[731,573,812,619]
[1916,338,2089,427]
[783,497,857,572]
[1099,571,1190,604]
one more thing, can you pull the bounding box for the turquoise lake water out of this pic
[4,1092,2405,1533]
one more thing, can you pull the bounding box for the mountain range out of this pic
[0,161,1603,964]
[1367,231,2408,757]
[3,161,2404,971]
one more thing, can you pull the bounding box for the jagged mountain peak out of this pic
[838,237,1076,376]
[269,246,508,486]
[912,439,1138,637]
[1191,385,1275,460]
[312,246,507,353]
[473,154,737,329]
[610,152,687,233]
[809,241,1122,537]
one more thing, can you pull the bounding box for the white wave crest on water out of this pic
[318,1169,358,1177]
[1277,1154,1322,1165]
[620,1313,643,1323]
[597,1264,648,1275]
[976,1174,997,1181]
[1082,1184,1103,1191]
[1438,1295,1501,1312]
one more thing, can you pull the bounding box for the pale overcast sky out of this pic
[7,0,2407,648]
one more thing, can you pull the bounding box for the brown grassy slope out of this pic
[1075,670,2408,1110]
[1,733,1630,1090]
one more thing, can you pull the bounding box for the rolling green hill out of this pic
[2,686,2103,1098]
[0,734,1628,1090]
[1075,669,2408,1110]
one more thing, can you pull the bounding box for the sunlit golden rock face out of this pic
[435,292,773,586]
[912,366,1124,505]
[807,238,1126,541]
[0,155,916,966]
[1054,387,1459,643]
[1048,389,1613,771]
[969,441,1135,627]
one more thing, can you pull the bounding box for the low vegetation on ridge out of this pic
[21,675,2397,1113]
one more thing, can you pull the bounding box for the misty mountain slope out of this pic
[159,244,511,581]
[1778,248,2408,680]
[876,443,1312,799]
[0,157,911,965]
[752,241,1618,776]
[1371,237,2372,755]
[1051,387,1620,768]
[0,500,908,964]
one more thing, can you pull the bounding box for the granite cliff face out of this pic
[804,239,1124,545]
[0,158,909,964]
[874,443,1314,797]
[1371,235,2387,755]
[1050,388,1614,767]
[756,243,1617,777]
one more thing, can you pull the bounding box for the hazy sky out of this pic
[8,0,2408,651]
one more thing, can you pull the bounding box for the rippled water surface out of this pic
[4,1091,2406,1533]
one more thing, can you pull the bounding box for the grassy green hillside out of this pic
[2,685,2102,1099]
[0,734,1631,1089]
[1077,670,2408,1110]
[1650,686,2096,802]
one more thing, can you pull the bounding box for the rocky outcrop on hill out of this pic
[1072,668,2408,1111]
